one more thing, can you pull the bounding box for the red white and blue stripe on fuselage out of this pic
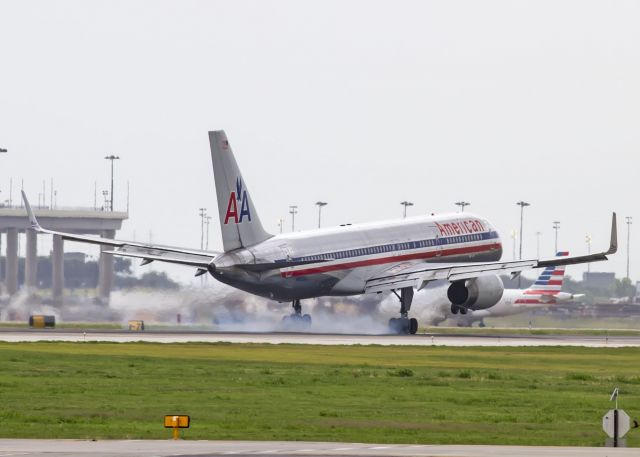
[278,230,502,278]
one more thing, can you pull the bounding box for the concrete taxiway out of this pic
[0,329,639,346]
[0,440,637,457]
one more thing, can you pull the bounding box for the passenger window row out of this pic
[296,232,492,263]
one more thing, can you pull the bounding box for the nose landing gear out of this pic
[389,287,418,335]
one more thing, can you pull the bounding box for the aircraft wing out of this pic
[21,191,215,269]
[365,213,617,294]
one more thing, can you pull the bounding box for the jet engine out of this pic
[446,275,504,312]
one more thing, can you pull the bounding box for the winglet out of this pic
[607,212,617,255]
[21,191,42,231]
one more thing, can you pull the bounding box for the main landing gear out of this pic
[450,304,468,315]
[389,287,418,335]
[282,299,312,329]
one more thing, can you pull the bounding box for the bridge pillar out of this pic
[52,234,64,304]
[0,230,3,295]
[98,229,115,302]
[25,228,38,291]
[5,228,18,295]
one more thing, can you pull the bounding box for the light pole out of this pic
[199,208,207,250]
[455,201,470,212]
[516,201,530,260]
[0,151,5,222]
[315,201,327,228]
[510,230,517,260]
[277,218,284,234]
[400,201,413,218]
[104,155,120,211]
[516,201,530,288]
[585,234,592,273]
[289,205,298,232]
[553,221,560,254]
[205,216,212,250]
[626,216,632,280]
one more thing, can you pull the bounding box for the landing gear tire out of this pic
[389,287,418,335]
[388,317,418,335]
[451,304,459,314]
[282,300,312,330]
[459,307,468,315]
[408,318,418,335]
[282,313,311,329]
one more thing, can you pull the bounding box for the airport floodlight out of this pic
[104,155,120,211]
[516,201,530,288]
[205,216,212,250]
[553,221,561,254]
[586,234,592,272]
[315,201,328,228]
[401,201,413,218]
[626,217,632,280]
[289,205,298,232]
[199,208,207,250]
[455,201,470,212]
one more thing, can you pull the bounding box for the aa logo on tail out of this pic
[224,177,252,224]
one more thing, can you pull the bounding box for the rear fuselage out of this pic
[211,213,503,301]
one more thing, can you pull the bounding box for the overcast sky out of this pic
[0,0,638,285]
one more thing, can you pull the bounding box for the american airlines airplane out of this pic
[21,131,618,334]
[423,252,585,327]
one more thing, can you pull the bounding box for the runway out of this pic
[0,439,637,457]
[0,329,639,346]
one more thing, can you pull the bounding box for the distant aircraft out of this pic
[22,130,618,334]
[423,252,585,327]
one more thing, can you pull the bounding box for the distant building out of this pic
[583,272,616,289]
[63,252,87,262]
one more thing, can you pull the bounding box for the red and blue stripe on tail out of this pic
[523,251,569,296]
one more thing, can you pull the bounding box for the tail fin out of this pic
[208,131,272,252]
[525,251,569,294]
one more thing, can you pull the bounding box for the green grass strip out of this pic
[1,342,638,446]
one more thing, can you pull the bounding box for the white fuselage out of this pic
[211,213,503,301]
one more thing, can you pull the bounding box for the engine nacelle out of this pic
[446,275,504,311]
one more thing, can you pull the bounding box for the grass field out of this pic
[0,342,639,446]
